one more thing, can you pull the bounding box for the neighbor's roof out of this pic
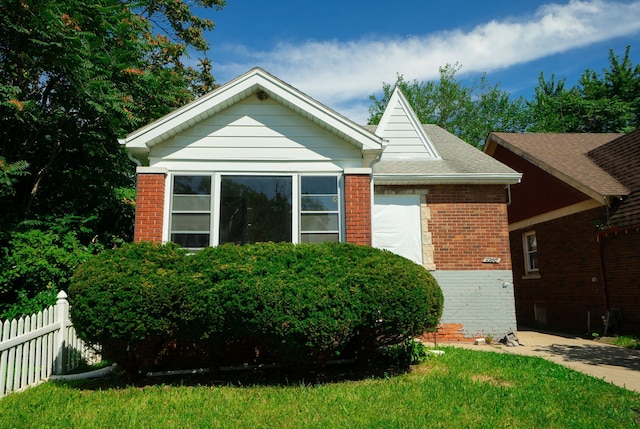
[368,124,522,185]
[487,132,628,200]
[587,129,640,228]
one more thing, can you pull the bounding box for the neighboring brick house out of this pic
[120,68,521,342]
[485,130,640,336]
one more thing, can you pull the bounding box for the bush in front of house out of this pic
[68,242,220,374]
[69,241,443,375]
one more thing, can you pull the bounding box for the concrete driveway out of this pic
[458,329,640,392]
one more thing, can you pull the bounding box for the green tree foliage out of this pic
[0,226,103,319]
[368,64,527,147]
[0,0,225,315]
[527,46,640,132]
[69,242,443,375]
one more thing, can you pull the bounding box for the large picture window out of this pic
[170,174,341,249]
[219,176,292,245]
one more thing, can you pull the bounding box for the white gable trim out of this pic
[119,68,382,164]
[376,87,441,160]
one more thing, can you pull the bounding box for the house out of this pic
[485,131,640,336]
[120,68,522,342]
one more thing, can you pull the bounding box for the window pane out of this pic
[219,176,292,244]
[529,253,539,270]
[171,213,210,231]
[301,233,340,243]
[301,195,338,211]
[527,234,537,251]
[301,213,339,231]
[172,195,211,211]
[301,176,337,194]
[171,233,210,248]
[174,176,211,195]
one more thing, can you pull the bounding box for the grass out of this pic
[613,335,640,350]
[1,347,639,428]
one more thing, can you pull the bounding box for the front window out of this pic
[219,176,292,245]
[523,231,538,274]
[300,176,340,243]
[170,174,341,250]
[170,175,212,250]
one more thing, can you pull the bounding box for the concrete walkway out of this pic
[454,330,640,392]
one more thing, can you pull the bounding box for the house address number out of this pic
[482,257,501,264]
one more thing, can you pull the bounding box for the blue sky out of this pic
[201,0,640,123]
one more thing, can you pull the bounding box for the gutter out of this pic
[373,172,522,185]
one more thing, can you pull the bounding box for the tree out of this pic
[527,46,640,132]
[368,64,527,147]
[0,0,225,315]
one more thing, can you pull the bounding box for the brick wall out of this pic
[511,207,616,333]
[134,172,166,243]
[600,227,640,334]
[432,270,517,342]
[344,174,372,245]
[428,185,512,270]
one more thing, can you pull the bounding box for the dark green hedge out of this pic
[69,242,443,374]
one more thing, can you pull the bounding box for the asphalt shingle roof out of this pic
[366,124,520,183]
[588,129,640,228]
[489,131,640,229]
[489,132,628,197]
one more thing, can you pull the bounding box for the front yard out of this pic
[1,347,638,428]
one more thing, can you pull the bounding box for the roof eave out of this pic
[374,173,523,185]
[119,68,383,156]
[488,133,629,201]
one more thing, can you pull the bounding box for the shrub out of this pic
[69,241,443,375]
[68,242,216,373]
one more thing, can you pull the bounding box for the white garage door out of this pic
[372,194,423,265]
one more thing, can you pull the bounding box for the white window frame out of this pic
[168,172,343,250]
[522,230,539,276]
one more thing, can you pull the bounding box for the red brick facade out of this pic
[511,206,640,335]
[344,174,372,245]
[134,172,166,243]
[428,185,512,270]
[419,324,476,344]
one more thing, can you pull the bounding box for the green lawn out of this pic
[1,347,638,428]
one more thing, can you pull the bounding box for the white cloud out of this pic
[214,0,640,123]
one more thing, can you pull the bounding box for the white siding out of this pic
[375,87,440,160]
[149,96,363,172]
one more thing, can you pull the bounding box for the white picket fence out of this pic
[0,290,100,398]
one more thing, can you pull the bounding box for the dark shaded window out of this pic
[219,176,292,244]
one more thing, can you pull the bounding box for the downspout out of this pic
[595,230,611,315]
[596,196,612,318]
[127,151,142,167]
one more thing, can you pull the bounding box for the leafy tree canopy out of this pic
[0,0,225,234]
[527,46,640,133]
[0,0,225,316]
[368,64,528,147]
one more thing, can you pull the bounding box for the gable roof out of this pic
[587,129,640,228]
[119,68,383,165]
[375,87,440,160]
[486,132,628,201]
[371,124,522,185]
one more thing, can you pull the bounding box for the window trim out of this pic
[168,172,343,249]
[522,230,539,277]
